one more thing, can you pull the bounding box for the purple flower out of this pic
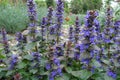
[90,66,96,73]
[45,63,52,70]
[49,68,62,80]
[49,70,57,80]
[9,54,18,70]
[0,59,3,63]
[1,28,10,54]
[49,24,57,35]
[53,58,60,66]
[114,20,120,44]
[55,45,64,56]
[56,67,62,76]
[74,52,80,60]
[31,52,41,62]
[16,32,26,45]
[16,32,24,42]
[80,44,89,53]
[107,70,117,79]
[74,44,80,60]
[81,58,91,65]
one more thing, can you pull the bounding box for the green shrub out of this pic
[71,0,102,14]
[35,0,47,7]
[37,7,47,22]
[0,4,47,33]
[0,5,28,33]
[64,1,70,14]
[45,0,55,8]
[0,0,9,8]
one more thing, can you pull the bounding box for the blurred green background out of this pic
[0,0,120,33]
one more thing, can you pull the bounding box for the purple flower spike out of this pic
[41,17,47,39]
[55,0,64,43]
[27,0,37,27]
[16,32,26,45]
[47,7,53,25]
[80,10,99,70]
[1,28,10,54]
[69,26,74,42]
[74,16,81,43]
[9,54,18,70]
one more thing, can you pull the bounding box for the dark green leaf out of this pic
[30,69,38,74]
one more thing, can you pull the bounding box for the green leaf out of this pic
[23,55,33,60]
[25,42,36,51]
[55,73,70,80]
[62,73,70,80]
[65,67,72,73]
[70,70,92,80]
[0,68,5,72]
[6,70,14,76]
[102,60,110,65]
[93,60,101,67]
[30,69,38,74]
[0,53,5,59]
[17,62,27,69]
[91,72,104,80]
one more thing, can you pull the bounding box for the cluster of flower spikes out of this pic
[55,0,64,43]
[45,46,62,80]
[114,20,120,45]
[79,10,99,72]
[106,21,120,79]
[113,21,120,64]
[1,28,10,54]
[9,54,18,70]
[102,7,114,48]
[101,7,118,79]
[27,0,38,42]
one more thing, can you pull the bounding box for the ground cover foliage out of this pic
[0,0,120,80]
